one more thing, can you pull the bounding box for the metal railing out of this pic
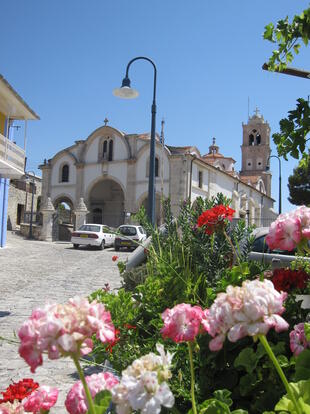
[23,211,42,225]
[0,132,25,174]
[232,217,275,228]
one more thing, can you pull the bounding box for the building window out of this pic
[249,134,254,146]
[61,164,69,182]
[103,140,108,159]
[155,157,159,177]
[108,140,113,161]
[256,133,261,145]
[198,171,203,188]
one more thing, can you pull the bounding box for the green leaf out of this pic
[198,399,231,414]
[234,348,259,374]
[304,323,310,341]
[231,411,248,414]
[293,43,301,54]
[264,23,275,41]
[295,349,310,381]
[213,389,233,407]
[86,390,112,414]
[275,379,310,412]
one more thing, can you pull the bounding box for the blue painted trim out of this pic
[0,177,9,247]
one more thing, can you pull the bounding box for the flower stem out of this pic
[188,342,197,414]
[72,355,96,414]
[258,335,302,414]
[223,229,240,265]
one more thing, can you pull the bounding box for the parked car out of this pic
[71,224,115,250]
[125,225,310,271]
[114,225,147,251]
[248,227,310,268]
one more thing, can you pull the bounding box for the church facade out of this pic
[39,111,277,239]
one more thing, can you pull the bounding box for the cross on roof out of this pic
[104,118,109,126]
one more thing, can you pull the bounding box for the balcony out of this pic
[0,132,25,178]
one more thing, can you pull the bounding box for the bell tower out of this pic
[240,108,271,196]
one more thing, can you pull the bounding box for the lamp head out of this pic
[266,165,270,171]
[113,77,139,99]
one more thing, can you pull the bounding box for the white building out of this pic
[39,113,277,240]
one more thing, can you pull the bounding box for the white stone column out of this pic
[40,197,55,241]
[74,198,89,230]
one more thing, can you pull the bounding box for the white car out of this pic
[71,224,115,250]
[114,225,147,251]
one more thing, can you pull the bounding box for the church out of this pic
[39,110,277,240]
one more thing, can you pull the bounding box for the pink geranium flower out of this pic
[203,279,289,351]
[18,297,115,372]
[65,372,119,414]
[290,323,310,356]
[266,212,301,251]
[161,303,204,342]
[23,386,58,413]
[266,206,310,252]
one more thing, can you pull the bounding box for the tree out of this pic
[263,6,310,160]
[288,155,310,206]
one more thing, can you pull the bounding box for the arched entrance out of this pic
[53,196,74,241]
[88,179,125,228]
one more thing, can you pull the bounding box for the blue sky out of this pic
[1,0,309,213]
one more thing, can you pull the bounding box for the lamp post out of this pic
[26,171,36,239]
[113,57,157,226]
[266,155,282,215]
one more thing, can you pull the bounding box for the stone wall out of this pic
[7,178,42,231]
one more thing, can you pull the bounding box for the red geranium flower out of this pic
[0,378,39,403]
[272,268,310,293]
[197,205,235,235]
[112,255,118,262]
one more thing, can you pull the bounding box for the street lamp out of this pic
[266,155,282,215]
[25,171,36,239]
[113,57,157,226]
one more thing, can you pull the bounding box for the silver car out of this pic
[248,227,310,268]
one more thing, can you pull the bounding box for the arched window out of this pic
[103,140,108,159]
[108,140,113,161]
[155,157,159,177]
[249,134,254,146]
[256,133,261,145]
[61,164,69,182]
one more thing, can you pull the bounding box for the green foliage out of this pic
[263,7,310,71]
[263,6,310,161]
[275,380,310,413]
[288,153,310,205]
[188,389,248,414]
[273,99,310,161]
[294,349,310,381]
[86,390,112,414]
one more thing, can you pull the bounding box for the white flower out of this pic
[111,343,174,414]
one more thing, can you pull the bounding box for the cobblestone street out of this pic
[0,232,129,412]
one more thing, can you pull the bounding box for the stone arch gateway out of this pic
[88,178,125,227]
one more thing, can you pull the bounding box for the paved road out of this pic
[0,232,129,412]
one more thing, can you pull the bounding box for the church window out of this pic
[198,171,203,188]
[61,164,69,182]
[256,133,261,145]
[103,140,108,159]
[155,157,159,177]
[249,134,254,146]
[108,140,113,161]
[146,157,160,177]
